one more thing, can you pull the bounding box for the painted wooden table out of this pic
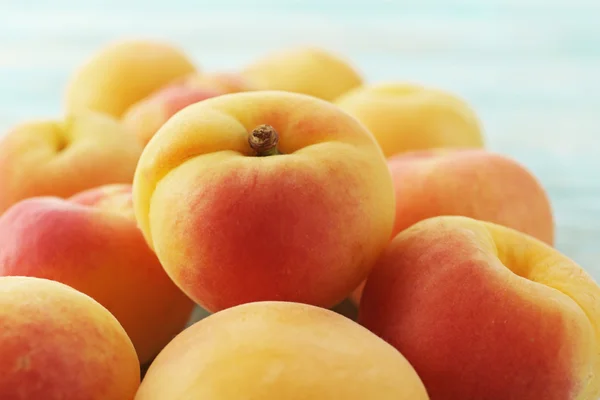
[1,0,599,280]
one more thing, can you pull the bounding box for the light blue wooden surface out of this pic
[1,0,599,277]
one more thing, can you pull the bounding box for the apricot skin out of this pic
[0,184,195,364]
[385,148,554,244]
[350,148,555,303]
[123,71,256,146]
[359,216,600,400]
[0,276,140,400]
[135,301,429,400]
[123,83,224,146]
[65,39,197,118]
[0,111,143,215]
[334,82,484,157]
[240,47,363,101]
[133,90,395,313]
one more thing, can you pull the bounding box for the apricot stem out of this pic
[249,124,281,156]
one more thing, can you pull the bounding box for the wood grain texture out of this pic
[0,0,599,279]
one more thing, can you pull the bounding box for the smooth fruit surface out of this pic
[65,39,196,117]
[135,301,429,400]
[385,148,554,244]
[351,148,555,303]
[0,111,143,215]
[123,71,256,146]
[0,184,195,364]
[0,276,140,400]
[334,82,484,157]
[133,90,395,312]
[184,71,257,94]
[359,216,600,400]
[123,83,224,146]
[241,47,363,101]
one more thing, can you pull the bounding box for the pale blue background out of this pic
[0,0,599,277]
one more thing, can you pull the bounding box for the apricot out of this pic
[0,111,143,215]
[359,216,600,400]
[123,83,224,146]
[0,276,139,400]
[184,71,257,94]
[351,148,555,303]
[65,39,197,118]
[135,301,429,399]
[385,148,554,243]
[334,82,485,157]
[240,46,363,101]
[0,184,195,364]
[123,71,257,146]
[132,90,395,312]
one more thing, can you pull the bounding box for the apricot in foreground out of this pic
[132,90,395,312]
[136,301,429,400]
[0,276,140,400]
[359,216,600,400]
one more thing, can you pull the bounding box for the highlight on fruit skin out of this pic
[359,215,600,400]
[135,301,430,400]
[132,90,396,313]
[0,276,140,400]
